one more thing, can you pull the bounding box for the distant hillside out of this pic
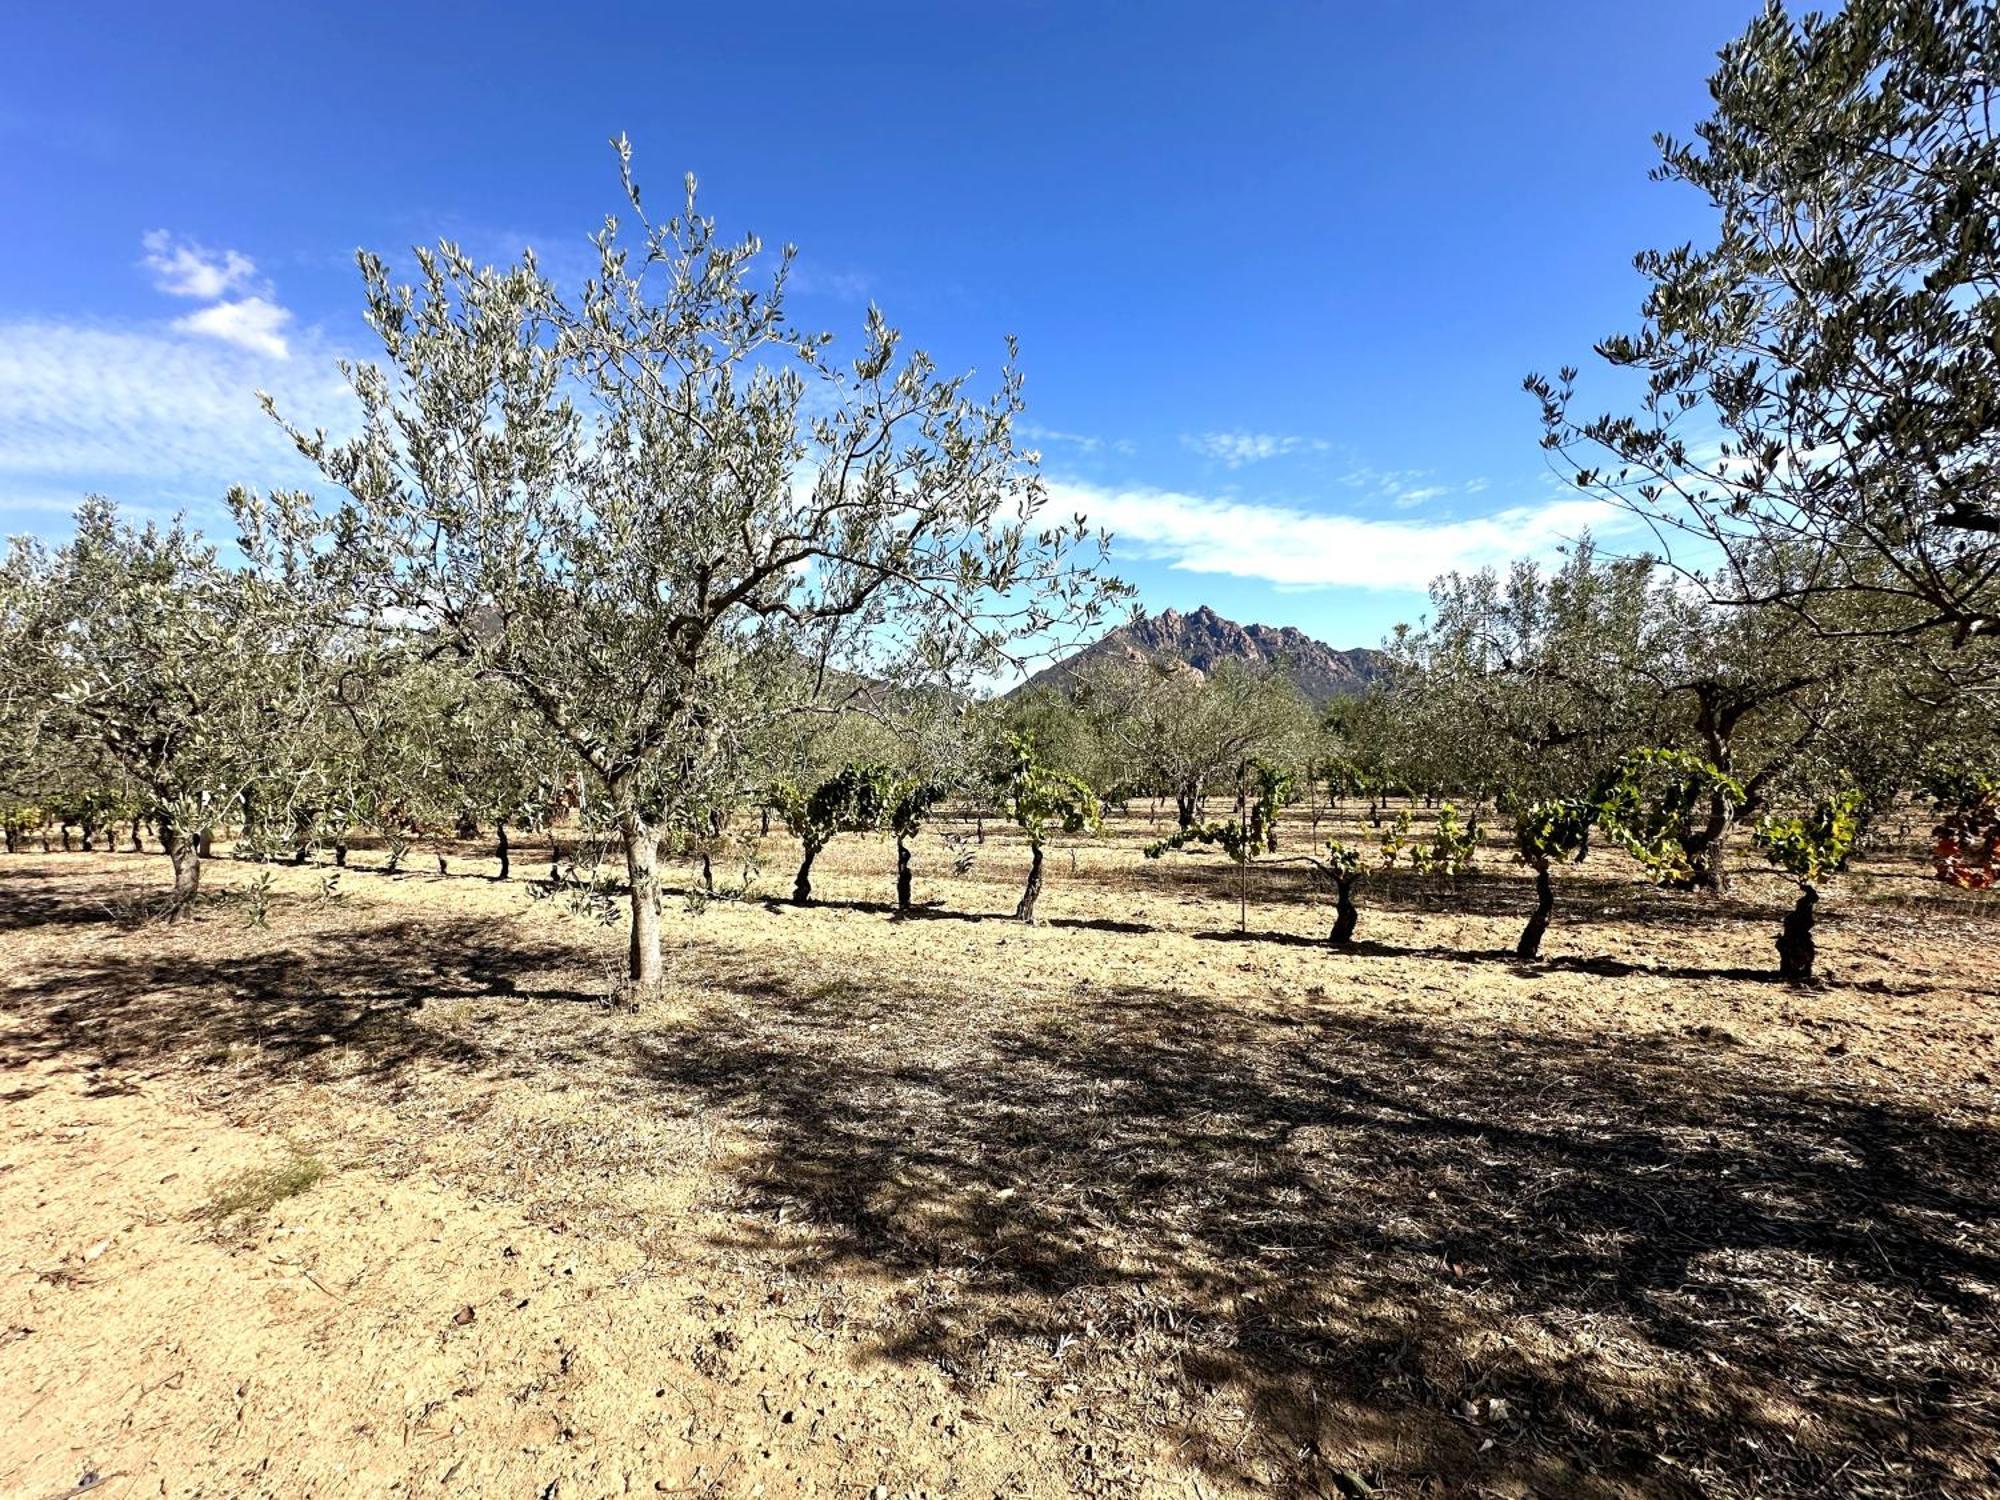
[1015,605,1387,706]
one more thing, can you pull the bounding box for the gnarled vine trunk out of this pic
[1016,842,1045,923]
[1776,884,1817,982]
[793,841,820,904]
[1517,864,1554,960]
[1330,874,1358,947]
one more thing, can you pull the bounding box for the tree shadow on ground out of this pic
[0,881,141,932]
[758,893,1152,935]
[0,909,601,1089]
[629,966,2000,1498]
[1188,928,1939,994]
[1113,853,1826,928]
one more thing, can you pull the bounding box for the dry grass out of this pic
[195,1153,328,1226]
[2,806,1996,1498]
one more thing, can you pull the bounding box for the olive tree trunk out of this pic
[895,835,913,912]
[495,821,510,881]
[622,812,664,987]
[162,826,202,919]
[1688,808,1734,894]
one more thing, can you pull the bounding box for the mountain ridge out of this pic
[1015,604,1387,705]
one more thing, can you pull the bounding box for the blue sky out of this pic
[0,1,1758,649]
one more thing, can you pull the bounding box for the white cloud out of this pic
[1393,484,1449,508]
[1181,430,1329,467]
[0,321,351,523]
[140,230,296,358]
[1052,479,1626,592]
[172,296,293,359]
[140,230,257,300]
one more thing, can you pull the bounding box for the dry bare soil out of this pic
[2,808,1996,1499]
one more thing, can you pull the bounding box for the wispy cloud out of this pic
[141,230,257,300]
[1392,484,1449,509]
[1053,480,1624,592]
[1181,430,1330,468]
[0,321,350,528]
[787,258,873,302]
[1021,424,1136,459]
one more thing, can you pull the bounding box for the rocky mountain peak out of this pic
[1015,605,1385,706]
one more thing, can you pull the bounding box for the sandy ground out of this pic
[2,807,1997,1498]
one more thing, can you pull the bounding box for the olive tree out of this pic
[1388,543,1668,803]
[1077,657,1309,828]
[1393,545,1883,892]
[240,142,1118,987]
[1529,0,2000,662]
[6,499,325,914]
